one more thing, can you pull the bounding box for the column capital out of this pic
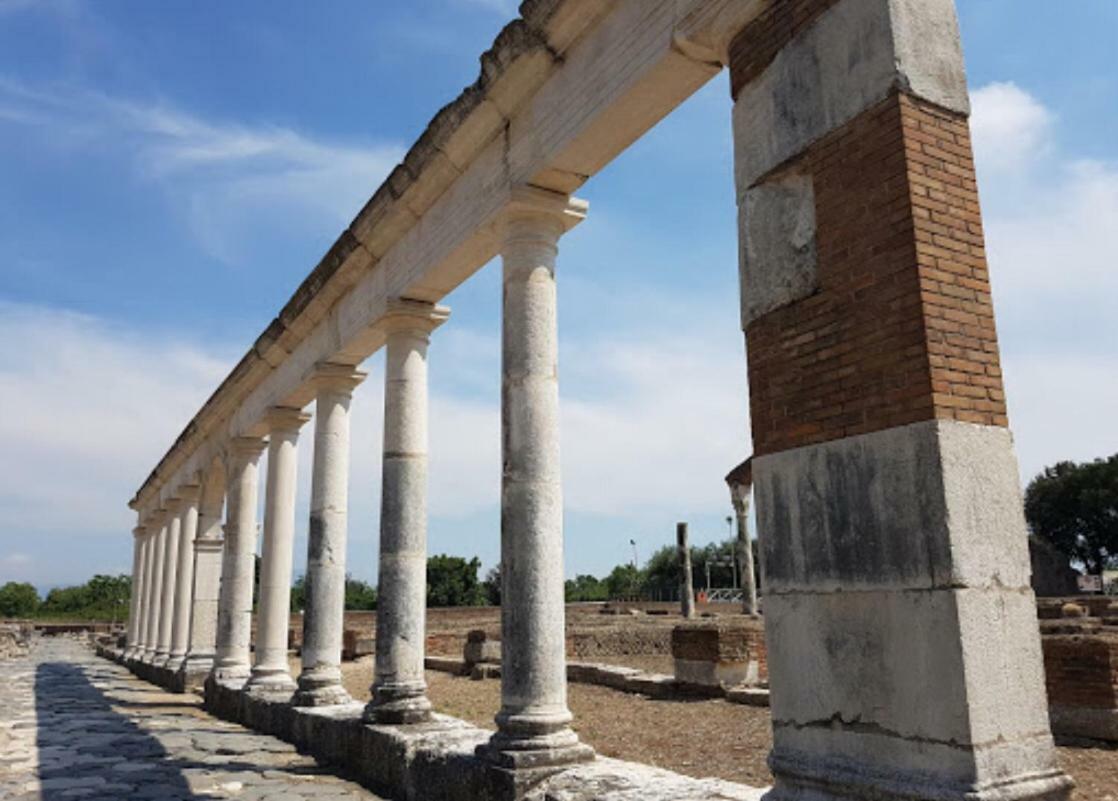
[132,525,146,538]
[145,508,168,529]
[175,484,202,503]
[225,436,267,465]
[164,497,185,514]
[501,185,588,238]
[264,407,312,434]
[311,362,367,393]
[379,298,450,337]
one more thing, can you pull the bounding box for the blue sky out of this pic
[1,0,1116,592]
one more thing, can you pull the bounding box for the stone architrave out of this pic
[246,409,311,697]
[479,187,594,774]
[366,300,448,724]
[168,485,201,672]
[728,1,1073,798]
[294,364,366,707]
[211,437,266,685]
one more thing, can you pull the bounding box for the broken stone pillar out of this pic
[212,436,266,684]
[182,485,223,682]
[125,523,146,658]
[294,363,366,707]
[168,485,200,673]
[480,187,594,775]
[143,513,167,663]
[367,299,448,724]
[246,409,310,698]
[727,1,1072,798]
[725,460,758,617]
[677,523,695,619]
[154,500,183,667]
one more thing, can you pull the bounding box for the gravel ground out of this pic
[323,657,1118,800]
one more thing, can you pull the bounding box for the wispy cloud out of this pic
[0,77,403,264]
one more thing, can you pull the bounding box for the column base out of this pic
[478,725,595,772]
[210,662,251,685]
[293,673,353,707]
[766,752,1074,801]
[244,669,298,699]
[365,681,433,724]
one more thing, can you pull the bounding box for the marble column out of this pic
[168,485,201,672]
[726,460,758,618]
[246,409,310,697]
[212,437,266,684]
[482,187,593,771]
[143,515,167,663]
[294,364,366,707]
[125,524,147,658]
[154,500,183,667]
[183,483,224,677]
[137,524,157,660]
[366,300,448,724]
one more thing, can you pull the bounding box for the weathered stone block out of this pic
[672,621,762,689]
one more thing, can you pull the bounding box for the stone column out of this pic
[154,500,183,667]
[246,409,310,697]
[725,460,757,617]
[143,515,167,663]
[366,300,448,724]
[481,187,593,772]
[138,523,158,660]
[183,485,224,678]
[294,363,366,707]
[212,437,266,684]
[677,522,695,619]
[168,485,201,672]
[125,524,146,658]
[727,1,1072,798]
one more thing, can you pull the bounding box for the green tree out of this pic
[38,574,130,620]
[426,555,486,608]
[0,582,40,618]
[344,578,378,610]
[1025,455,1118,575]
[604,563,644,599]
[565,574,608,602]
[482,566,501,606]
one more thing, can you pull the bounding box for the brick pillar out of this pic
[729,1,1072,799]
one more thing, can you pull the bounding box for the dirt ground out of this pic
[320,657,1118,800]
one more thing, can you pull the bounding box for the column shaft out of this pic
[184,493,224,676]
[155,506,182,666]
[126,526,147,657]
[368,303,447,723]
[212,438,265,684]
[139,528,156,658]
[246,410,310,696]
[484,190,592,770]
[169,489,200,670]
[295,365,365,707]
[733,496,758,617]
[144,520,167,662]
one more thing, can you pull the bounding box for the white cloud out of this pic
[970,83,1118,480]
[970,81,1053,174]
[0,79,403,264]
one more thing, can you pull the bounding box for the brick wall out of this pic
[1042,631,1118,710]
[743,91,1006,456]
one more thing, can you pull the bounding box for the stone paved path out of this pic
[0,638,386,801]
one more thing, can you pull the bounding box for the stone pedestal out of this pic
[212,437,266,683]
[479,187,593,773]
[367,299,448,725]
[294,363,366,708]
[246,409,310,699]
[672,622,761,689]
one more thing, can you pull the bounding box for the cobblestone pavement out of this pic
[0,638,385,801]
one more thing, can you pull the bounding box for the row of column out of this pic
[125,188,592,771]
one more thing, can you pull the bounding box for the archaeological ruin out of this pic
[103,0,1083,799]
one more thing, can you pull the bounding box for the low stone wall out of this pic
[1041,618,1118,742]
